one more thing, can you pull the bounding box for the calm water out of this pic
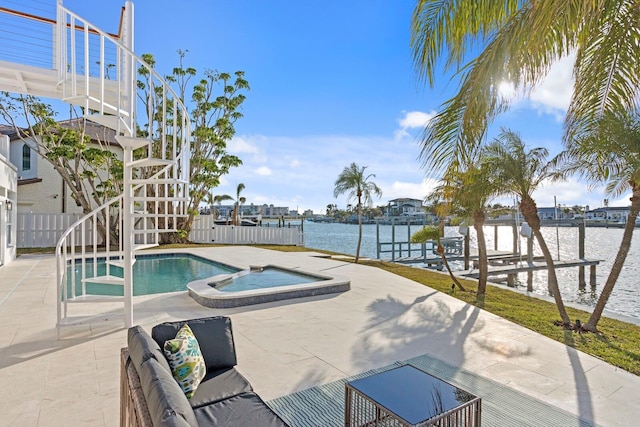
[215,268,325,292]
[68,254,238,296]
[301,221,640,320]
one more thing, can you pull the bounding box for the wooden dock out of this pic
[377,219,601,289]
[461,259,600,278]
[393,249,514,266]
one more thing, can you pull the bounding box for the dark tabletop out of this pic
[347,365,477,425]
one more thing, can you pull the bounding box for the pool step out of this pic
[134,243,159,251]
[106,259,135,269]
[82,275,125,285]
[65,295,125,303]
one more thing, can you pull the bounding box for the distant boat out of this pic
[213,218,258,227]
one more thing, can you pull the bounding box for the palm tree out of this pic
[212,184,245,225]
[484,129,571,326]
[411,203,467,292]
[210,193,233,220]
[333,163,382,263]
[442,163,499,297]
[231,183,247,225]
[555,112,640,332]
[411,1,640,175]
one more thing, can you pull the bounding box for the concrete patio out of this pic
[1,246,639,426]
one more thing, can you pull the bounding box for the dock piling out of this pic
[578,223,586,289]
[526,237,534,291]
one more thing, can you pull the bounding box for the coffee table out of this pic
[344,365,481,426]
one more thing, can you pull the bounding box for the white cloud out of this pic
[394,110,436,141]
[255,166,272,176]
[398,111,436,129]
[288,158,300,168]
[529,53,575,119]
[381,179,439,202]
[228,135,267,162]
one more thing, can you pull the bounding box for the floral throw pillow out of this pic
[163,324,206,398]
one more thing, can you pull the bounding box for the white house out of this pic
[536,207,571,220]
[387,198,425,216]
[586,206,634,222]
[1,119,122,214]
[0,133,18,266]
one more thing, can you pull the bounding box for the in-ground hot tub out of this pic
[188,264,350,308]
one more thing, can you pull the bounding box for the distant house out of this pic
[387,198,424,216]
[536,207,570,220]
[1,119,122,214]
[586,206,632,222]
[0,133,17,265]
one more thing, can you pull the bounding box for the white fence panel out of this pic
[17,213,304,248]
[189,216,304,245]
[17,213,82,248]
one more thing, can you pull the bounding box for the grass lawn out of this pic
[253,244,640,376]
[20,243,640,375]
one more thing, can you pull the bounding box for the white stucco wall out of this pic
[0,134,18,265]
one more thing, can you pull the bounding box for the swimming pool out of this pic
[188,264,350,308]
[66,253,239,296]
[210,266,325,292]
[67,252,350,307]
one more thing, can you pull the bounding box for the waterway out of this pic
[300,221,640,320]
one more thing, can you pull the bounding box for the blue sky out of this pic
[58,1,628,213]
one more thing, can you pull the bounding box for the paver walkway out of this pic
[0,246,638,426]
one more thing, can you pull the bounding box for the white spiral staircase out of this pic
[0,1,191,328]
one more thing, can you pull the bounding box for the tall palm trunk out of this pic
[521,197,571,326]
[584,189,640,332]
[233,202,239,226]
[355,198,362,263]
[474,210,488,296]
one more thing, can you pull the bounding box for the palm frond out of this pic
[411,0,521,87]
[565,1,640,141]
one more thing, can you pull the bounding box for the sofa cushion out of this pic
[163,324,206,399]
[188,367,253,409]
[138,357,198,427]
[128,325,171,373]
[193,392,289,426]
[152,316,237,371]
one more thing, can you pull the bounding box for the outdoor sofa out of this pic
[121,316,289,426]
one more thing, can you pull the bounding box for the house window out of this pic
[22,144,31,171]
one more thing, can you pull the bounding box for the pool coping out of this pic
[187,264,351,308]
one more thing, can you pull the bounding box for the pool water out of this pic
[67,254,239,296]
[212,267,327,292]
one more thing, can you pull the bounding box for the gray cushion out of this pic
[189,367,253,409]
[138,357,198,427]
[128,325,171,373]
[152,316,237,371]
[193,392,289,426]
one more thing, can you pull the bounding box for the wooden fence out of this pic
[16,213,304,248]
